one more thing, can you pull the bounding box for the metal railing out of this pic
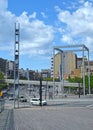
[0,99,4,113]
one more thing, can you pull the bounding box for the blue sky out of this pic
[0,0,93,71]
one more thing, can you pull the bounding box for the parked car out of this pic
[8,93,14,100]
[9,96,14,100]
[19,95,27,102]
[30,98,47,106]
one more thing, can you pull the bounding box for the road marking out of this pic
[86,104,93,108]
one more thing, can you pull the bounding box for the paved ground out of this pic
[0,97,93,130]
[0,109,13,130]
[13,106,93,130]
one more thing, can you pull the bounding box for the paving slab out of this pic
[0,109,14,130]
[13,106,93,130]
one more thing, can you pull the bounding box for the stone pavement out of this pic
[0,109,14,130]
[0,96,93,130]
[13,106,93,130]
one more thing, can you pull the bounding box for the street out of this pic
[5,96,93,108]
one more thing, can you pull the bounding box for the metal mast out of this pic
[82,45,85,96]
[53,47,64,97]
[53,44,90,96]
[14,23,20,108]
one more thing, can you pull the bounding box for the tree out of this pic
[85,75,93,89]
[68,75,93,93]
[68,76,82,83]
[0,71,7,90]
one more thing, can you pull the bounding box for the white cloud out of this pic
[0,0,55,58]
[0,0,8,11]
[29,12,37,19]
[18,19,54,56]
[79,0,85,4]
[56,1,93,50]
[41,12,47,18]
[0,9,16,44]
[61,35,74,44]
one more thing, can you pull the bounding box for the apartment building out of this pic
[51,51,76,79]
[63,51,76,78]
[84,61,93,75]
[41,69,51,78]
[51,52,93,79]
[19,68,26,79]
[6,60,14,78]
[0,58,6,74]
[0,58,15,78]
[51,57,54,78]
[54,52,62,78]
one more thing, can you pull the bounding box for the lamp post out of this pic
[39,74,42,106]
[45,72,48,99]
[78,80,80,98]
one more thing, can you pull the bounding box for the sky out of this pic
[0,0,93,71]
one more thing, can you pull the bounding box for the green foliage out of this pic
[68,75,93,89]
[90,75,93,89]
[0,71,7,90]
[55,78,60,82]
[43,77,60,82]
[0,71,4,80]
[85,75,93,89]
[43,77,53,81]
[68,76,82,83]
[19,77,28,80]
